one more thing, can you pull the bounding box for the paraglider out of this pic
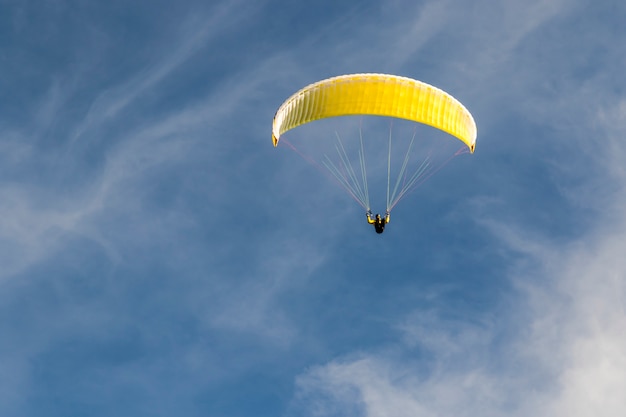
[366,210,390,234]
[272,73,477,233]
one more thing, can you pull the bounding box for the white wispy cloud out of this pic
[0,0,269,279]
[70,0,259,141]
[292,209,626,416]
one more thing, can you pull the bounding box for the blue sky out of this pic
[1,0,625,416]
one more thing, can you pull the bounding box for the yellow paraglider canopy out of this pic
[272,73,477,153]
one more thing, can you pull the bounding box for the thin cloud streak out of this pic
[70,0,258,142]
